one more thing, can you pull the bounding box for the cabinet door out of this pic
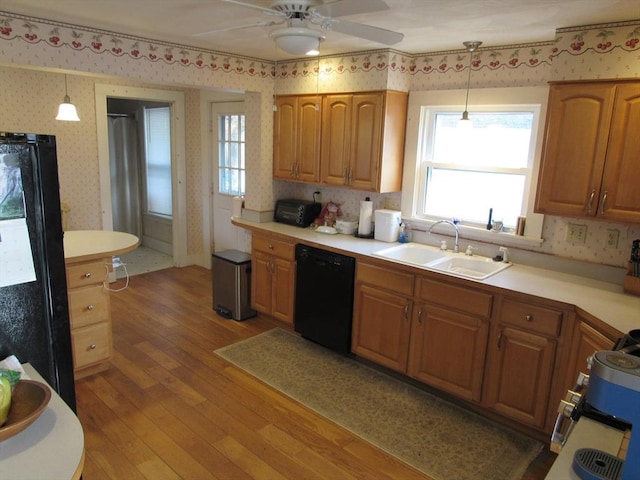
[271,256,295,324]
[566,320,616,387]
[349,93,383,191]
[321,94,351,186]
[296,96,322,183]
[352,283,412,373]
[251,250,273,314]
[599,82,640,222]
[408,304,489,402]
[484,326,556,428]
[273,96,297,180]
[535,83,615,217]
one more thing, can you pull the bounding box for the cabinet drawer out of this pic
[499,298,563,337]
[68,285,109,329]
[66,260,108,288]
[357,262,414,297]
[252,235,295,260]
[417,278,493,318]
[71,322,111,369]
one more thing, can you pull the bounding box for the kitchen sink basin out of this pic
[372,243,448,265]
[372,243,511,280]
[427,256,511,280]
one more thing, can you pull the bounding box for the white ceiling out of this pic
[1,0,638,60]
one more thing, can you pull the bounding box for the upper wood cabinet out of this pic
[321,91,408,192]
[535,81,640,223]
[273,95,322,183]
[272,90,408,192]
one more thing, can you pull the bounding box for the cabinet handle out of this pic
[599,190,608,216]
[524,314,533,322]
[404,304,409,321]
[83,272,92,278]
[90,344,96,350]
[87,304,94,311]
[343,165,349,184]
[348,166,353,185]
[586,189,596,214]
[497,330,503,350]
[268,243,274,250]
[417,307,423,324]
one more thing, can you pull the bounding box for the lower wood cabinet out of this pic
[66,257,113,379]
[352,259,580,433]
[565,314,618,388]
[251,233,295,324]
[483,297,567,429]
[352,261,413,372]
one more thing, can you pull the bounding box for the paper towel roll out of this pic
[358,198,373,236]
[232,196,244,218]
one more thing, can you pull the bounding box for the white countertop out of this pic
[0,364,85,479]
[63,230,139,264]
[544,418,625,479]
[234,219,640,335]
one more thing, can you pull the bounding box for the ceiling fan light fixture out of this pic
[270,26,325,56]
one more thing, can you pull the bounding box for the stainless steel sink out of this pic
[426,256,511,280]
[372,243,511,280]
[372,243,448,265]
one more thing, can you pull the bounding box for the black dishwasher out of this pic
[294,244,356,354]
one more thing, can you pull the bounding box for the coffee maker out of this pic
[572,350,640,479]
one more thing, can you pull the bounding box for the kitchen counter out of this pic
[63,230,139,264]
[544,418,626,479]
[0,363,85,479]
[233,219,640,335]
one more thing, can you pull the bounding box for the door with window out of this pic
[211,102,245,252]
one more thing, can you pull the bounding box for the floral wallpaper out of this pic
[0,10,639,270]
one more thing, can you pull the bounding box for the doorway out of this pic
[107,98,174,276]
[95,84,187,268]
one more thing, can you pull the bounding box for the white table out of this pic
[0,364,85,479]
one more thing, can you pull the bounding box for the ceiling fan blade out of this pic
[193,20,278,37]
[219,0,281,15]
[313,0,390,18]
[328,19,404,46]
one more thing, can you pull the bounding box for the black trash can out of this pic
[212,250,256,321]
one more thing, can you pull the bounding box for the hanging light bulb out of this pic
[458,41,482,129]
[56,74,80,121]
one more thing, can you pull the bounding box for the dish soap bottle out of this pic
[398,222,412,243]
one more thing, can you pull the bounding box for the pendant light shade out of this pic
[56,75,80,121]
[458,41,482,128]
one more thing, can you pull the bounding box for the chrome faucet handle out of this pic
[499,246,509,263]
[465,245,476,256]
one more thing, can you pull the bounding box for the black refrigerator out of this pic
[0,132,76,410]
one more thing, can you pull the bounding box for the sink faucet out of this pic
[429,220,459,253]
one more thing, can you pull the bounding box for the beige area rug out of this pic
[215,328,543,480]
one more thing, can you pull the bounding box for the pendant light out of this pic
[458,41,482,129]
[56,74,80,121]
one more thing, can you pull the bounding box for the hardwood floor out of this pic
[76,266,555,479]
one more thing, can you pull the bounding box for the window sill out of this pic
[405,218,544,249]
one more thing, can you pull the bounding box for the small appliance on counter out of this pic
[571,349,640,479]
[550,332,640,480]
[274,198,321,228]
[374,209,402,242]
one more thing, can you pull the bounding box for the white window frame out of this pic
[401,87,548,247]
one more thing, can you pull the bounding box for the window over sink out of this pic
[402,87,548,244]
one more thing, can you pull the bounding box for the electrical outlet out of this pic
[605,229,620,249]
[566,223,587,243]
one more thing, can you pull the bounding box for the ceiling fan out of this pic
[196,0,404,55]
